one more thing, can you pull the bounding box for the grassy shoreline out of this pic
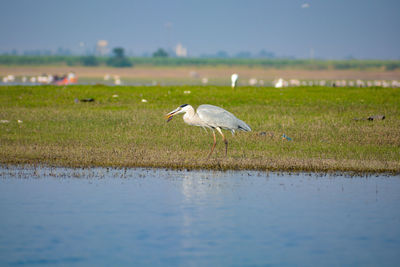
[1,85,399,173]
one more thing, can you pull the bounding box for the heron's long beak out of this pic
[166,113,174,122]
[165,107,181,122]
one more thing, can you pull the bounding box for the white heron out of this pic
[275,78,284,88]
[166,104,251,157]
[231,73,239,88]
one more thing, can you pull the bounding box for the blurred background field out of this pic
[1,63,400,87]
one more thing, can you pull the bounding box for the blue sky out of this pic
[0,0,399,59]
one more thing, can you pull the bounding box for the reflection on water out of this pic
[0,166,399,266]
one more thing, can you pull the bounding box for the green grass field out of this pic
[0,85,399,173]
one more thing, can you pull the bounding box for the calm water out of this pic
[0,167,399,266]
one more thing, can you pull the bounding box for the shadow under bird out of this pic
[165,104,251,157]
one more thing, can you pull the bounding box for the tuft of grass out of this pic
[0,85,399,173]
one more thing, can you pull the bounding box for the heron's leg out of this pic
[216,127,228,156]
[208,129,217,158]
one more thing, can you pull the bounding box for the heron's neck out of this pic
[183,105,195,120]
[183,106,202,126]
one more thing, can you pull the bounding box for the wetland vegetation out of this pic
[0,85,399,173]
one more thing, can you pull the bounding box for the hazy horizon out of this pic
[1,0,399,60]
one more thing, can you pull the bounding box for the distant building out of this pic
[96,40,109,56]
[175,43,187,57]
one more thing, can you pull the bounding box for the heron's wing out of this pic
[197,104,251,131]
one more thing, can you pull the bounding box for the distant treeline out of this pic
[0,55,399,70]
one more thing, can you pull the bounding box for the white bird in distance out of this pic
[275,78,284,88]
[231,73,239,88]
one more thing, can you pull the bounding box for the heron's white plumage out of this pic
[197,104,251,133]
[166,104,251,156]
